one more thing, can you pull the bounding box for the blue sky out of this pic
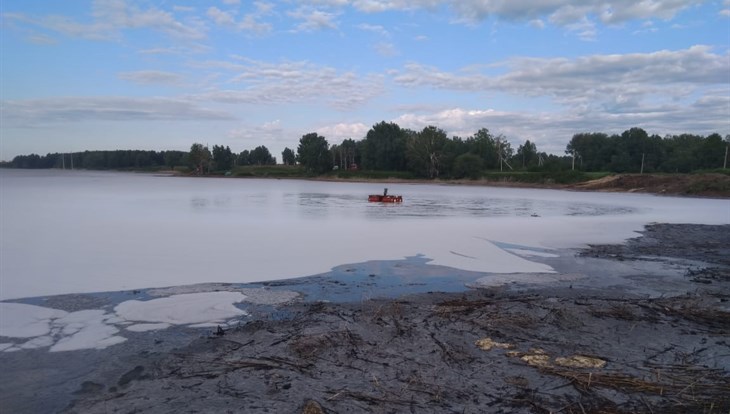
[1,0,729,161]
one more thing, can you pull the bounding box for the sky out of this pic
[1,0,729,161]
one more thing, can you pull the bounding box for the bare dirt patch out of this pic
[570,173,730,197]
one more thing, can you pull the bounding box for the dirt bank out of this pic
[568,173,730,197]
[65,224,730,414]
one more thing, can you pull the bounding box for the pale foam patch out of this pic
[49,310,127,352]
[0,303,68,338]
[429,237,555,274]
[187,323,221,328]
[1,292,249,352]
[114,292,248,326]
[147,284,300,305]
[470,273,583,288]
[18,336,55,350]
[505,248,559,258]
[126,323,171,332]
[0,305,126,352]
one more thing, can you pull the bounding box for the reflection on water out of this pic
[290,191,638,220]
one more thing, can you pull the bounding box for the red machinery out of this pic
[368,188,403,203]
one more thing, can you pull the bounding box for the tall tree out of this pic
[237,150,251,166]
[566,132,612,171]
[452,153,483,179]
[249,146,275,165]
[361,121,407,170]
[340,138,358,169]
[281,147,296,165]
[189,143,211,174]
[297,132,332,173]
[696,133,726,169]
[515,140,538,168]
[212,145,234,171]
[466,128,498,169]
[406,126,449,178]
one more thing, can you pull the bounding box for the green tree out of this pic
[466,128,498,169]
[361,121,407,170]
[237,150,251,166]
[340,138,358,169]
[212,145,234,171]
[566,132,613,171]
[515,140,538,169]
[406,126,449,178]
[329,139,359,170]
[696,133,726,169]
[189,143,211,174]
[453,153,483,179]
[297,132,332,173]
[282,147,296,165]
[164,151,185,169]
[249,145,276,165]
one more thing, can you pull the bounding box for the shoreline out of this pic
[168,170,730,198]
[2,223,728,413]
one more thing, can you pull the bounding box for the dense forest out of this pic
[4,122,728,179]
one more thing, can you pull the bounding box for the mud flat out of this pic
[51,223,729,414]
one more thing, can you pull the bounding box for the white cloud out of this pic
[720,8,730,17]
[222,0,241,5]
[357,23,390,36]
[207,6,236,26]
[529,19,545,29]
[391,90,729,155]
[564,16,597,41]
[288,7,339,31]
[308,0,701,31]
[316,122,369,141]
[394,46,729,114]
[206,2,273,34]
[137,44,210,55]
[374,41,399,56]
[193,58,384,109]
[239,14,273,34]
[2,97,235,126]
[3,0,207,41]
[117,70,183,85]
[229,119,286,143]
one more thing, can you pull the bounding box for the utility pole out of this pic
[572,151,576,171]
[725,145,728,169]
[497,139,503,172]
[640,153,645,174]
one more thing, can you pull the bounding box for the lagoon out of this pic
[1,169,728,301]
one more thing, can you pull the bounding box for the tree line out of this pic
[4,122,728,177]
[292,122,728,177]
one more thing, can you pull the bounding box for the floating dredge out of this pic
[368,188,403,203]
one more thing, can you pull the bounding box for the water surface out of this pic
[1,169,728,300]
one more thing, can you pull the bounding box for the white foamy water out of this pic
[0,291,250,352]
[1,169,728,301]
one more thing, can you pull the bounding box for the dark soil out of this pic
[64,224,730,414]
[569,173,730,197]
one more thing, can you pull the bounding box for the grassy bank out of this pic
[225,166,600,184]
[180,165,730,196]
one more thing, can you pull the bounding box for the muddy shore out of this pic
[50,223,729,414]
